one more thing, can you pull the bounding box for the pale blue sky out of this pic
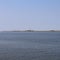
[0,0,60,30]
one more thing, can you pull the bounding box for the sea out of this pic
[0,32,60,60]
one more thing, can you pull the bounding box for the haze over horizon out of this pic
[0,0,60,31]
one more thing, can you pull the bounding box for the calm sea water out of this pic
[0,32,60,60]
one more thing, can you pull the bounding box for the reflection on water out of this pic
[0,32,60,60]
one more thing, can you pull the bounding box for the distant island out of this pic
[1,30,60,32]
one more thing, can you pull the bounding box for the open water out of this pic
[0,32,60,60]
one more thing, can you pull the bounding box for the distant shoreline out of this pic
[1,30,60,32]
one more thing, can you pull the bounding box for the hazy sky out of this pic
[0,0,60,30]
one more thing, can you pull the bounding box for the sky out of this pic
[0,0,60,31]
